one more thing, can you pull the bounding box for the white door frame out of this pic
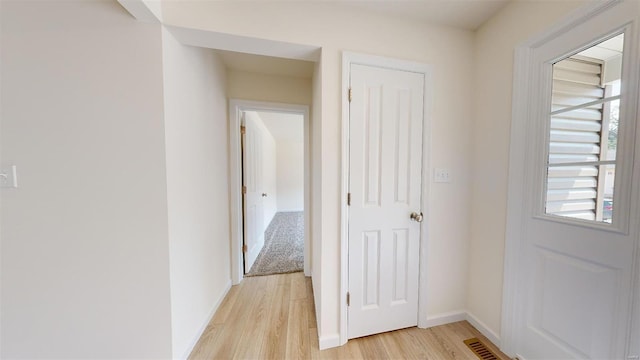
[502,0,640,356]
[340,52,433,345]
[229,99,311,284]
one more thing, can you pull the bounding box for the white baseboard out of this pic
[422,310,467,328]
[180,280,233,359]
[418,310,501,349]
[278,208,304,213]
[318,333,341,350]
[333,310,502,352]
[465,311,501,348]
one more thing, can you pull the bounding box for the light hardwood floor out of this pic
[189,272,509,359]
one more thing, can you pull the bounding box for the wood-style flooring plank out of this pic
[188,324,224,360]
[189,272,510,360]
[210,284,239,325]
[201,276,268,359]
[305,277,317,330]
[232,276,278,359]
[290,272,307,300]
[379,328,432,359]
[285,298,310,359]
[260,278,291,359]
[356,334,390,360]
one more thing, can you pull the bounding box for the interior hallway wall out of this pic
[162,3,475,346]
[0,1,172,357]
[162,30,231,358]
[277,140,304,212]
[469,0,589,339]
[227,70,312,106]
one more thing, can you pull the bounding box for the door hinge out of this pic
[240,125,246,135]
[243,244,248,253]
[242,186,247,194]
[348,87,352,103]
[346,292,350,306]
[347,193,351,206]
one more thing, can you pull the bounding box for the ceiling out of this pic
[341,0,511,31]
[578,33,624,61]
[219,50,315,78]
[257,111,304,142]
[218,0,511,77]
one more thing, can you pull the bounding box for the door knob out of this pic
[262,193,267,197]
[410,212,423,223]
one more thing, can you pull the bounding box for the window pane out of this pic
[601,164,615,223]
[606,80,621,159]
[546,165,599,221]
[545,34,623,223]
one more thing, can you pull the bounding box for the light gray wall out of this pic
[1,1,172,357]
[162,29,231,358]
[277,140,304,212]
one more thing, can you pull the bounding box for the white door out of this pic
[243,112,265,273]
[347,64,425,339]
[511,3,639,359]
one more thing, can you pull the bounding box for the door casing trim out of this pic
[229,99,311,285]
[340,52,433,345]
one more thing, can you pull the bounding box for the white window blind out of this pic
[546,57,606,221]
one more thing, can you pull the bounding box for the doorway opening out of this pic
[242,110,305,277]
[229,100,310,284]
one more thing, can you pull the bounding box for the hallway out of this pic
[189,272,508,359]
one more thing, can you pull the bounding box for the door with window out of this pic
[510,2,640,359]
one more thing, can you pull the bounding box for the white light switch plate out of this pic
[434,168,451,183]
[0,165,18,188]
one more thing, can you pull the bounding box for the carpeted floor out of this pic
[246,211,304,277]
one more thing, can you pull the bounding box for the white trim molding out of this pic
[117,0,162,23]
[423,310,467,328]
[340,51,433,346]
[318,333,341,350]
[228,100,311,284]
[466,312,501,349]
[181,280,232,359]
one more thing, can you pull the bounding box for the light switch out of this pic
[434,168,451,183]
[0,165,18,188]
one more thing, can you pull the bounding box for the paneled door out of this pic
[507,2,640,358]
[242,112,265,274]
[347,63,425,339]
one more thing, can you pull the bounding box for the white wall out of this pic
[277,140,304,212]
[161,2,475,344]
[311,59,323,332]
[162,29,231,358]
[227,70,312,106]
[0,1,172,358]
[469,0,588,339]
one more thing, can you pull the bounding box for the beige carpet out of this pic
[246,212,304,277]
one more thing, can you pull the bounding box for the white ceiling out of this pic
[257,111,304,142]
[219,50,315,78]
[340,0,511,30]
[578,33,624,61]
[218,0,511,77]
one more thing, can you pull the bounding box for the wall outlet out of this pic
[0,165,18,188]
[434,168,451,183]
